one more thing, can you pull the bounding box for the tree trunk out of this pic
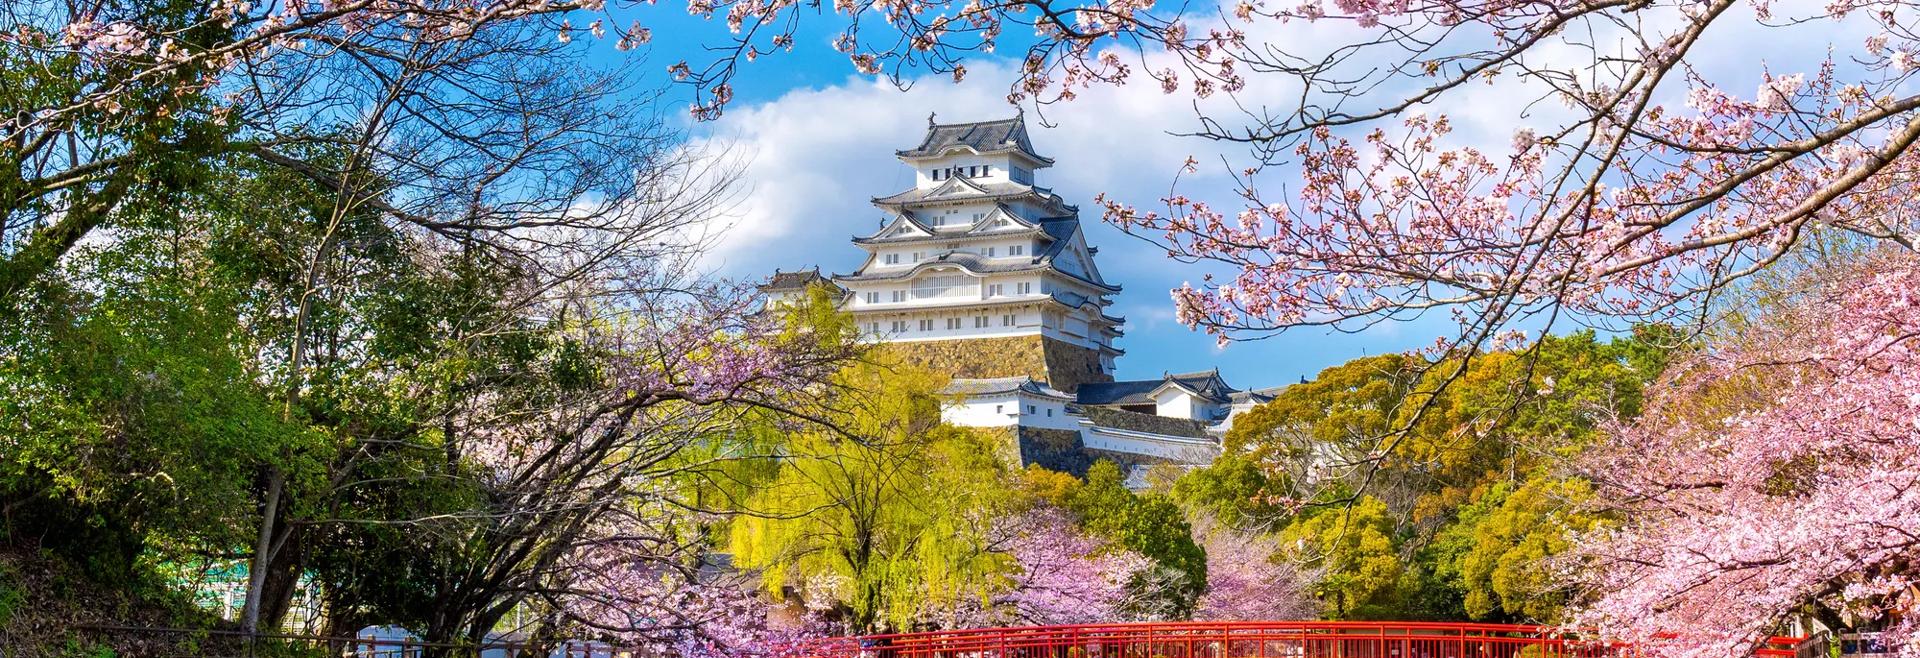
[239,467,284,635]
[0,173,133,307]
[258,521,309,632]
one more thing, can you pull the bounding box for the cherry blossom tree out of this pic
[1557,253,1920,658]
[0,1,691,305]
[1188,514,1319,621]
[925,506,1153,628]
[558,536,837,658]
[389,283,861,647]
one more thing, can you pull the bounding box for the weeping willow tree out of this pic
[727,356,1018,633]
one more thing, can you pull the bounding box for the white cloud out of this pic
[684,58,1272,278]
[679,0,1884,382]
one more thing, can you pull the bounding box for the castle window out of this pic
[1009,245,1025,256]
[870,322,879,333]
[1016,282,1032,295]
[892,290,906,302]
[891,320,907,333]
[974,315,988,328]
[1046,408,1053,417]
[988,284,1003,296]
[1002,314,1016,326]
[919,319,934,331]
[969,166,980,177]
[866,292,879,303]
[912,252,923,262]
[1027,405,1037,414]
[932,169,942,181]
[884,253,900,265]
[983,165,993,177]
[912,275,975,301]
[946,317,961,330]
[986,247,996,257]
[995,404,1003,413]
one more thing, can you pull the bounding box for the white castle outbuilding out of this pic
[762,114,1278,480]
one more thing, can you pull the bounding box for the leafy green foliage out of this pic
[727,357,1014,633]
[1178,328,1680,623]
[1278,496,1403,619]
[1429,478,1599,622]
[1067,461,1208,619]
[1169,454,1280,529]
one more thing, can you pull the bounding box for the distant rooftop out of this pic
[1077,369,1241,406]
[758,268,836,292]
[897,115,1054,165]
[942,376,1073,399]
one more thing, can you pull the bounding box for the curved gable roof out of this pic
[897,116,1054,165]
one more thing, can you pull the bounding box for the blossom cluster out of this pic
[1189,514,1319,621]
[926,506,1153,628]
[562,536,835,657]
[1559,256,1920,658]
[1108,55,1920,348]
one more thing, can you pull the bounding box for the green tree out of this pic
[1170,453,1282,529]
[1181,328,1679,622]
[1427,478,1601,622]
[727,356,1014,633]
[1068,461,1208,619]
[1279,496,1403,619]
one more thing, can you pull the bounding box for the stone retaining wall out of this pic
[882,335,1113,392]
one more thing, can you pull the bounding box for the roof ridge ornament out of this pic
[928,111,937,127]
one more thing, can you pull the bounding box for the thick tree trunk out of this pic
[258,522,309,631]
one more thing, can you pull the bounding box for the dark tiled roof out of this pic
[1074,379,1166,406]
[852,205,1045,245]
[872,180,1076,214]
[942,376,1072,398]
[835,252,1036,282]
[1078,406,1214,439]
[898,116,1053,164]
[1229,389,1276,405]
[1034,219,1078,264]
[1166,369,1235,402]
[1077,369,1238,406]
[759,268,837,292]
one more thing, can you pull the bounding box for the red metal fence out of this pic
[786,621,1805,658]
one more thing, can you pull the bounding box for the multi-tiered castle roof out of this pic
[811,115,1127,390]
[763,114,1283,482]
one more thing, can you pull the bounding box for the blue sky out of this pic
[581,0,1870,388]
[565,7,1446,389]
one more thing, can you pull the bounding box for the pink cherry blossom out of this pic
[923,506,1153,628]
[1558,255,1920,658]
[1190,514,1320,621]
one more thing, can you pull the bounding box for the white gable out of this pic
[877,215,931,239]
[966,206,1036,234]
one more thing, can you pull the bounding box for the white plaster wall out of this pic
[946,395,1021,427]
[1080,428,1220,463]
[852,307,1038,342]
[1154,388,1197,420]
[912,154,1015,188]
[1015,394,1080,431]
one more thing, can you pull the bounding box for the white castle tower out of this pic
[836,114,1123,391]
[762,114,1279,481]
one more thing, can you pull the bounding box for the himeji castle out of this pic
[761,114,1281,482]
